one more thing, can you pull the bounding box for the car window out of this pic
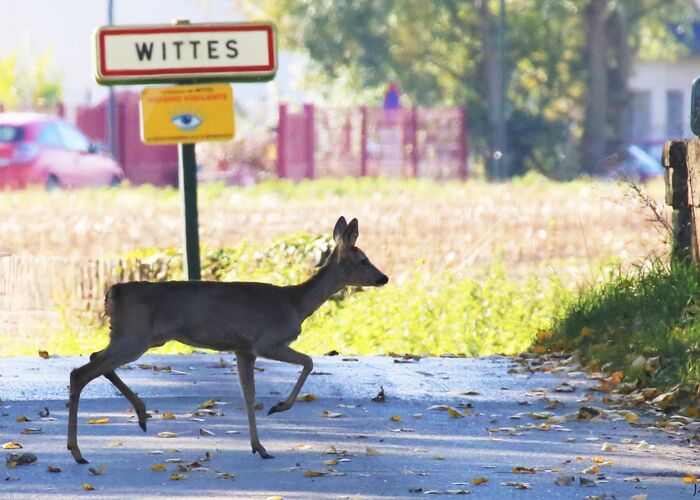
[56,123,91,153]
[0,125,23,142]
[37,123,64,148]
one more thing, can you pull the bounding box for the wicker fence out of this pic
[0,255,172,338]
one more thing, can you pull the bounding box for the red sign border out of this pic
[97,23,276,78]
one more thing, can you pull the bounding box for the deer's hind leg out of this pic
[67,341,147,464]
[90,351,149,431]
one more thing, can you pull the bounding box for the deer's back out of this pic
[105,281,301,352]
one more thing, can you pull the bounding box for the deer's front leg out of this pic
[261,345,313,416]
[235,351,273,459]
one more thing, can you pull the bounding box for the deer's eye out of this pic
[361,258,369,265]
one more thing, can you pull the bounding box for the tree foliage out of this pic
[240,0,697,177]
[0,49,62,110]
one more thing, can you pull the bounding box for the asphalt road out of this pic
[0,354,698,499]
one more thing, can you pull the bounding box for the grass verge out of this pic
[540,259,700,400]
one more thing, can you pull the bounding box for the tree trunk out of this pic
[480,0,505,180]
[581,0,609,174]
[605,5,632,158]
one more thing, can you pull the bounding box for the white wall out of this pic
[629,56,700,140]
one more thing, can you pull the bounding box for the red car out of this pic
[0,113,123,189]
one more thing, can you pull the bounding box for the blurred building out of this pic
[628,22,700,148]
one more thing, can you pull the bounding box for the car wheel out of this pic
[45,174,61,190]
[109,175,121,187]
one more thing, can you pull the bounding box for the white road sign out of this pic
[94,22,277,84]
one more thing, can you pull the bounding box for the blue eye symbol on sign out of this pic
[171,113,203,131]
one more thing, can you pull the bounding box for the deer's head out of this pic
[332,216,389,287]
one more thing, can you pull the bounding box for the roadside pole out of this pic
[178,143,201,279]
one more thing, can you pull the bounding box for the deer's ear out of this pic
[333,216,348,245]
[343,218,359,247]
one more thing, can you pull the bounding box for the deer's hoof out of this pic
[252,445,274,459]
[139,420,147,432]
[268,402,288,415]
[68,444,89,464]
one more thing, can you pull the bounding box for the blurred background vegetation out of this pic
[236,0,697,179]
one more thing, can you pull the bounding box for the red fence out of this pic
[278,104,468,180]
[76,91,178,186]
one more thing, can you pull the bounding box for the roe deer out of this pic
[67,216,388,463]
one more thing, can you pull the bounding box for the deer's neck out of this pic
[291,260,345,321]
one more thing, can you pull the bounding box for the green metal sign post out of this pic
[178,143,201,280]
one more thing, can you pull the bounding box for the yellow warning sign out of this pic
[139,83,234,144]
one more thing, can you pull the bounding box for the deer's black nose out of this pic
[375,275,389,286]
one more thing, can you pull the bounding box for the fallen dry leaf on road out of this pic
[38,350,49,359]
[298,393,317,402]
[423,489,471,495]
[303,470,328,477]
[47,466,61,473]
[199,428,215,436]
[471,477,488,485]
[6,453,37,468]
[15,416,29,422]
[2,442,23,449]
[322,410,344,418]
[501,481,531,489]
[82,483,96,491]
[199,399,218,409]
[151,464,167,472]
[162,412,176,420]
[600,442,617,452]
[554,475,574,486]
[157,432,178,438]
[170,473,185,480]
[618,410,639,422]
[682,474,698,484]
[365,446,381,456]
[216,472,235,479]
[87,418,109,425]
[579,477,597,487]
[577,407,601,421]
[21,427,42,434]
[512,467,536,474]
[447,407,464,418]
[390,415,401,422]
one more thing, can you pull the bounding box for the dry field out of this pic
[0,177,670,355]
[0,177,668,279]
